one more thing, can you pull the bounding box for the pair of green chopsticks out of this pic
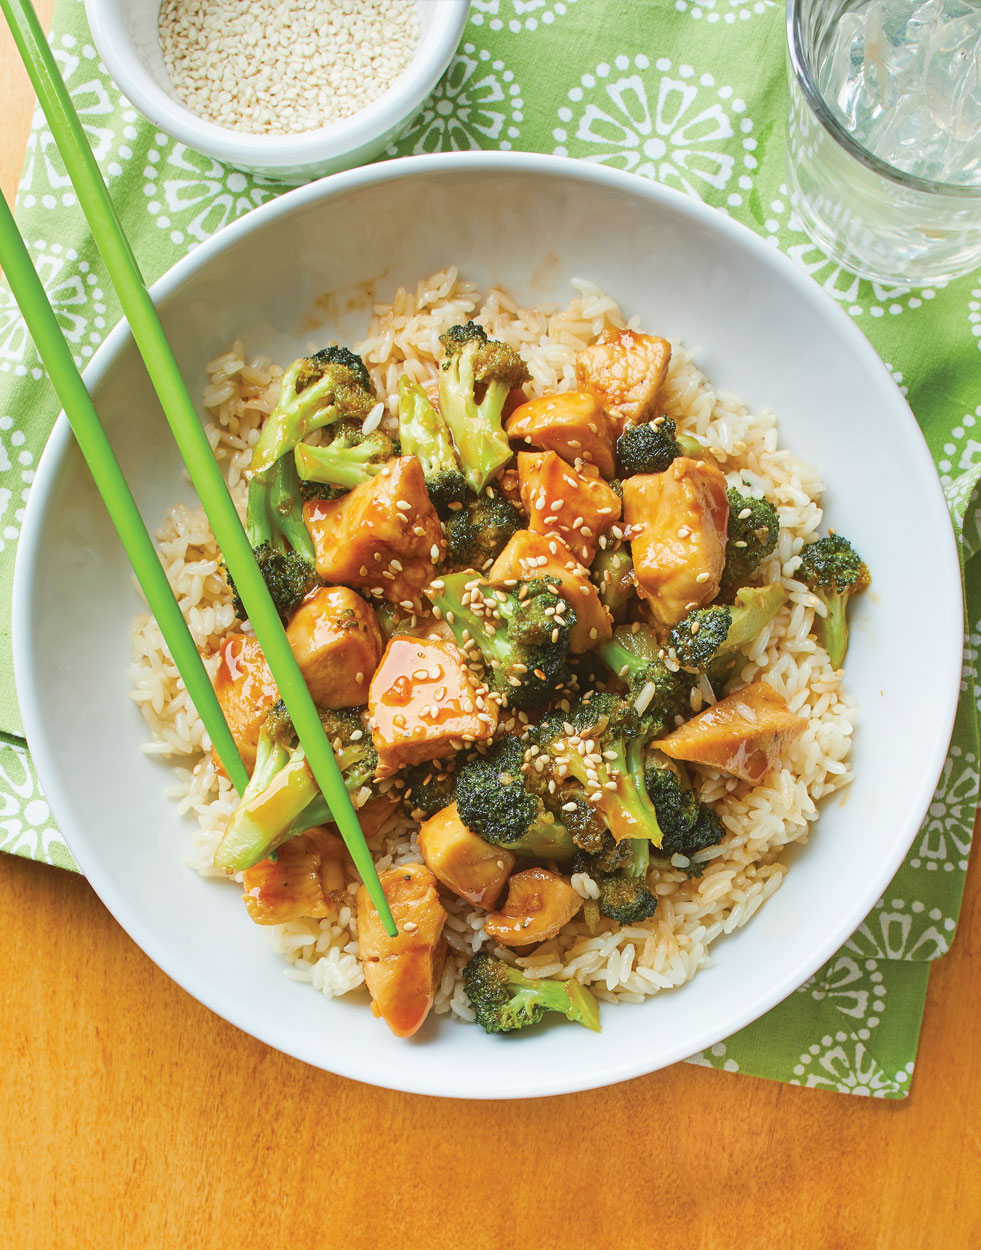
[0,0,396,935]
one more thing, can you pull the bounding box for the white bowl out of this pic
[14,153,962,1098]
[84,0,469,180]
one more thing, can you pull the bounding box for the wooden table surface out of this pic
[2,8,980,1248]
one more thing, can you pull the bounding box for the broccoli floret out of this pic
[213,703,377,872]
[617,417,675,475]
[721,487,780,596]
[401,761,457,821]
[227,542,319,625]
[306,344,372,392]
[597,624,694,738]
[444,489,521,571]
[426,571,576,711]
[597,873,658,925]
[437,321,529,494]
[667,606,733,671]
[645,763,724,877]
[666,584,788,680]
[397,376,468,516]
[251,346,377,476]
[294,421,396,492]
[533,693,666,848]
[463,952,601,1034]
[225,450,320,623]
[229,346,375,620]
[798,533,870,670]
[616,417,702,476]
[455,737,575,861]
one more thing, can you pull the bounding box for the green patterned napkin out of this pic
[2,0,978,1098]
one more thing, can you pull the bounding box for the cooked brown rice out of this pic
[127,269,856,1022]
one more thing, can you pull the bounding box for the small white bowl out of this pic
[84,0,469,180]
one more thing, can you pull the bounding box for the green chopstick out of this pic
[2,0,396,935]
[0,193,250,797]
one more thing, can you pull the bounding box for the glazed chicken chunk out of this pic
[241,827,347,925]
[213,634,278,774]
[656,680,808,784]
[303,456,445,611]
[575,327,672,435]
[357,863,447,1038]
[517,449,622,566]
[368,636,498,773]
[285,585,383,708]
[622,457,730,627]
[505,391,616,478]
[489,529,613,652]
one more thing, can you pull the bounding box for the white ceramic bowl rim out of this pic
[13,152,964,1097]
[84,0,469,168]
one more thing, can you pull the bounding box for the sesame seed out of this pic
[159,0,421,136]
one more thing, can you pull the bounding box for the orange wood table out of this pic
[2,10,979,1247]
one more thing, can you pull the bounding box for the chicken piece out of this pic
[517,450,621,566]
[484,867,583,947]
[241,827,347,925]
[356,794,403,842]
[656,680,807,784]
[623,457,730,628]
[357,863,447,1038]
[285,585,383,708]
[489,529,613,653]
[575,327,672,435]
[418,802,515,910]
[506,391,616,478]
[368,636,498,774]
[213,634,278,774]
[303,456,445,611]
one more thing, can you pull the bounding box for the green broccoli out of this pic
[229,346,376,621]
[666,584,788,680]
[455,737,575,861]
[616,416,702,476]
[443,489,521,571]
[213,703,377,872]
[462,952,601,1034]
[294,421,396,491]
[226,541,319,626]
[798,533,870,669]
[645,763,724,877]
[666,606,733,672]
[225,450,320,623]
[250,346,377,476]
[396,376,468,516]
[437,321,529,493]
[532,693,666,848]
[721,487,780,596]
[597,873,658,925]
[597,624,694,738]
[401,761,457,821]
[426,571,576,711]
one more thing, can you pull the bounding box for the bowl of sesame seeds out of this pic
[84,0,469,179]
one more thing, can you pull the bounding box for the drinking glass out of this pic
[786,0,981,285]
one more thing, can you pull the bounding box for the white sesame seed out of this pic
[158,1,422,136]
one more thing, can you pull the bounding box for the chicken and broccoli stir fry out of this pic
[208,319,868,1040]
